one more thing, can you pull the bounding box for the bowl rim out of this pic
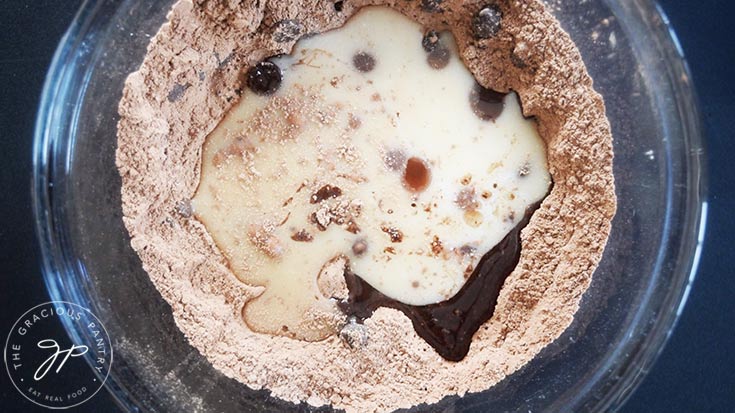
[32,0,708,411]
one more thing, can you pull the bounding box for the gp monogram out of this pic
[4,301,112,409]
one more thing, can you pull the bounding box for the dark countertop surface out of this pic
[1,1,733,412]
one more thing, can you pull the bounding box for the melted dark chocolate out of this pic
[340,201,542,361]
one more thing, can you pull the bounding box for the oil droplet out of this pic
[463,210,484,227]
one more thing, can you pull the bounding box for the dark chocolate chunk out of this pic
[246,60,282,96]
[353,52,376,73]
[427,47,450,69]
[469,82,506,121]
[273,19,304,43]
[472,5,503,39]
[310,184,343,203]
[339,200,545,362]
[333,0,344,12]
[422,30,441,52]
[420,0,444,13]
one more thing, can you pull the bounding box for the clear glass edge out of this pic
[590,1,709,410]
[31,0,141,412]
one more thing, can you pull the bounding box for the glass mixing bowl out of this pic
[33,0,707,411]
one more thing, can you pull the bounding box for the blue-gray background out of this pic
[1,0,732,411]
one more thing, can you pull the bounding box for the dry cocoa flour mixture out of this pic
[116,0,616,411]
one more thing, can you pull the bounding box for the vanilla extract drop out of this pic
[403,157,431,192]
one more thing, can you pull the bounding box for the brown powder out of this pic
[115,0,616,412]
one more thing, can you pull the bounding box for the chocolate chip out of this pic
[353,52,376,73]
[420,0,444,13]
[246,60,282,96]
[422,30,440,52]
[352,239,368,256]
[469,82,505,121]
[427,47,450,69]
[419,26,451,69]
[334,0,344,12]
[472,5,502,39]
[310,184,343,204]
[273,19,304,43]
